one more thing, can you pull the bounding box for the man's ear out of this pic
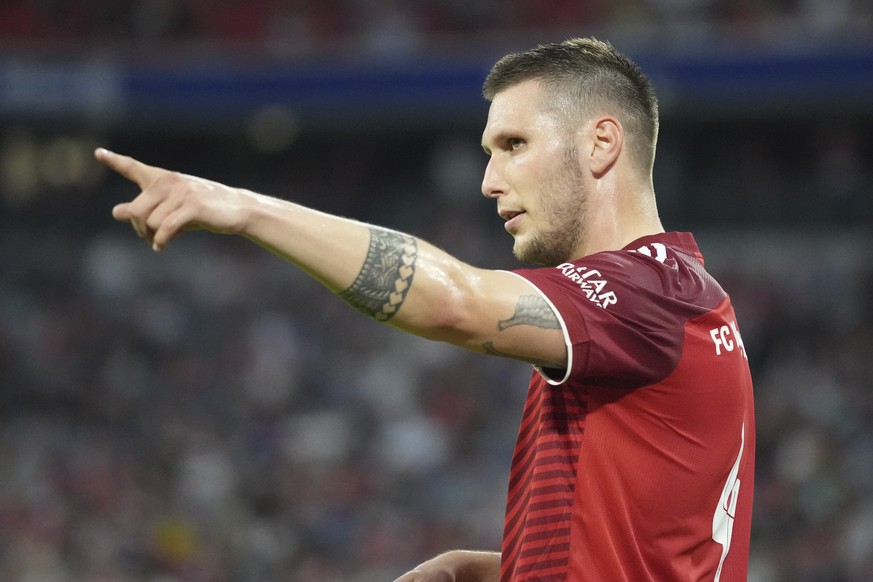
[583,116,623,177]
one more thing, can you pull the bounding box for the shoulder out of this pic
[516,233,725,316]
[511,234,729,387]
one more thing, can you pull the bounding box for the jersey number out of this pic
[712,423,744,581]
[631,242,668,263]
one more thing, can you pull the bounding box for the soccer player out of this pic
[96,37,755,582]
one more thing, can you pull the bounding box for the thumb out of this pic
[111,201,132,222]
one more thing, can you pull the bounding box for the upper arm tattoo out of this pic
[339,228,417,321]
[498,295,561,331]
[482,295,562,366]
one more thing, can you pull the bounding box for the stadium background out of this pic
[1,1,872,580]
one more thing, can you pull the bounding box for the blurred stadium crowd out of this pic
[0,0,871,55]
[1,1,873,581]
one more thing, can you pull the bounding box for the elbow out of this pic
[403,282,481,348]
[424,305,475,345]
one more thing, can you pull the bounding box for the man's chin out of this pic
[513,243,559,267]
[511,240,534,264]
[513,234,576,267]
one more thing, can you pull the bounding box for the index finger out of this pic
[94,148,164,188]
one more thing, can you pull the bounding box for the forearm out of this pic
[239,191,475,337]
[240,192,372,293]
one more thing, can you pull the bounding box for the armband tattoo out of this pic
[340,228,417,321]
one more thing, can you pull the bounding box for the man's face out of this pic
[481,80,589,266]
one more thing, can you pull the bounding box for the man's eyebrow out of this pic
[481,130,514,156]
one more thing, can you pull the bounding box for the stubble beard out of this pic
[513,155,588,267]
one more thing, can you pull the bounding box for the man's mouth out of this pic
[499,209,525,232]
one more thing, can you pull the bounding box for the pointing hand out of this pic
[95,148,254,251]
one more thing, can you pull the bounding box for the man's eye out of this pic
[509,138,524,151]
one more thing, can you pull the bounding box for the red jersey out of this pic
[502,232,755,582]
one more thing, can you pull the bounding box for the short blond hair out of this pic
[483,38,659,173]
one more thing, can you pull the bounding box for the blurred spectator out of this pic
[0,0,870,53]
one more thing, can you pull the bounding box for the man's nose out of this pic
[481,157,507,199]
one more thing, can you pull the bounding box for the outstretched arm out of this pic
[95,148,566,368]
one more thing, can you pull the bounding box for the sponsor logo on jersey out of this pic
[556,263,617,309]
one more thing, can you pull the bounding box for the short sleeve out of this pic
[513,248,716,389]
